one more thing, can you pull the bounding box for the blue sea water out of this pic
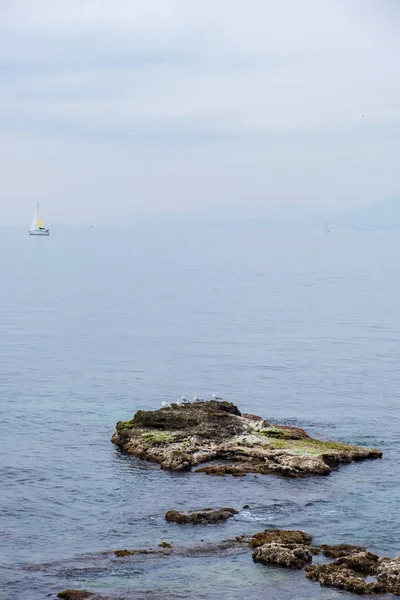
[1,224,400,599]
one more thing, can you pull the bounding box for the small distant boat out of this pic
[324,221,331,234]
[29,202,50,236]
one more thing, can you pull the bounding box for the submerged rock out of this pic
[253,543,312,569]
[165,507,238,525]
[111,400,382,478]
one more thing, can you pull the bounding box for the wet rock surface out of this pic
[250,529,312,549]
[253,543,312,569]
[305,562,385,595]
[111,401,382,477]
[376,557,400,594]
[317,544,368,559]
[165,507,238,525]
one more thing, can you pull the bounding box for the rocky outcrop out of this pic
[253,543,312,569]
[376,557,400,594]
[250,529,313,569]
[111,401,382,478]
[306,561,385,595]
[250,529,312,548]
[165,507,238,525]
[306,551,391,595]
[317,544,367,558]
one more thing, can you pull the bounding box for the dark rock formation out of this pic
[114,549,134,557]
[253,543,312,569]
[57,593,115,600]
[317,544,367,558]
[165,507,238,525]
[57,592,94,600]
[111,401,382,478]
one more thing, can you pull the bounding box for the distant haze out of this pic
[0,0,399,225]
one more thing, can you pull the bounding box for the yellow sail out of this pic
[38,219,43,228]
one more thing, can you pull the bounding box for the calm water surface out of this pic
[1,225,400,599]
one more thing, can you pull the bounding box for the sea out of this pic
[1,223,400,599]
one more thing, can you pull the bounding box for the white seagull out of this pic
[180,396,189,404]
[162,401,170,408]
[193,394,202,402]
[176,398,184,406]
[212,393,222,400]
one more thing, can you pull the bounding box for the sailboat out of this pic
[324,221,331,234]
[29,202,50,236]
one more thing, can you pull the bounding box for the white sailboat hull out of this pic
[29,229,50,236]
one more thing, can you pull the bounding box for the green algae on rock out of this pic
[111,400,382,477]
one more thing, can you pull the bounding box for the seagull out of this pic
[180,396,189,403]
[176,398,184,406]
[193,394,201,402]
[212,393,222,400]
[162,401,170,408]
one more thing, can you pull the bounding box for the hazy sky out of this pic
[1,0,399,224]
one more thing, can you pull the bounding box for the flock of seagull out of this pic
[161,393,222,408]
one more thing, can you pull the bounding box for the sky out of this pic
[0,0,399,225]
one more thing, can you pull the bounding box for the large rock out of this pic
[165,507,238,525]
[111,400,382,477]
[253,543,312,569]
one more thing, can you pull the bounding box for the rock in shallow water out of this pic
[317,543,367,559]
[165,507,238,525]
[111,400,382,478]
[376,557,400,594]
[250,529,312,549]
[253,542,312,569]
[57,592,94,600]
